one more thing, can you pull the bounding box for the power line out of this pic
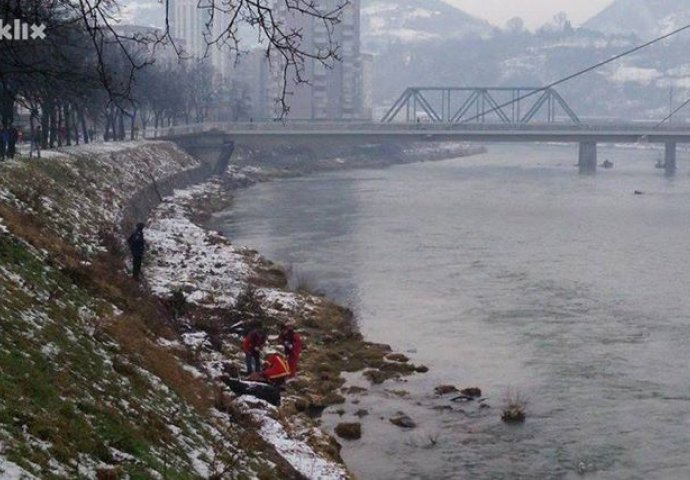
[655,92,690,128]
[457,23,690,125]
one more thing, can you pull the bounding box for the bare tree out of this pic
[1,0,349,149]
[161,0,349,116]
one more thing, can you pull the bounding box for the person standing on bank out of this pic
[29,125,42,159]
[278,323,302,377]
[242,328,266,375]
[7,125,18,159]
[127,223,146,280]
[0,125,7,161]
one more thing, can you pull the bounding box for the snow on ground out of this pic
[237,398,350,480]
[0,456,38,479]
[257,288,301,314]
[146,188,251,307]
[10,140,151,159]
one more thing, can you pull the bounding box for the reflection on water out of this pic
[210,144,690,479]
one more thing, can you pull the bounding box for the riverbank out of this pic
[227,139,486,175]
[0,138,481,478]
[141,140,485,471]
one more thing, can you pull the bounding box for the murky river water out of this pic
[210,144,690,479]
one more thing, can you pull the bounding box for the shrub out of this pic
[501,389,527,424]
[166,288,188,320]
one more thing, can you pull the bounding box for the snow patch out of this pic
[238,398,349,480]
[0,456,38,479]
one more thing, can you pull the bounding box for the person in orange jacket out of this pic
[242,328,266,375]
[278,323,302,377]
[248,350,291,386]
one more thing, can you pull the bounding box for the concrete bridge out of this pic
[154,121,690,175]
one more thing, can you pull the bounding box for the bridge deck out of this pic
[155,122,690,144]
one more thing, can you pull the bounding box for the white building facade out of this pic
[269,0,366,120]
[168,0,232,83]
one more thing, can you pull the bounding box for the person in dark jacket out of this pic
[0,125,7,161]
[29,125,41,159]
[7,125,18,159]
[242,328,266,374]
[127,222,146,280]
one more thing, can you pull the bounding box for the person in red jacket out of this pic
[242,328,266,374]
[278,323,302,377]
[248,351,291,386]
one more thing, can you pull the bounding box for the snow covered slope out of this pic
[362,0,494,50]
[583,0,690,39]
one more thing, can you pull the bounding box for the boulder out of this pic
[389,413,417,429]
[294,395,328,418]
[363,369,396,384]
[460,387,482,398]
[341,386,368,395]
[335,422,362,440]
[385,353,410,362]
[434,385,459,395]
[432,405,453,412]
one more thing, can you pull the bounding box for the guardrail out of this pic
[144,121,690,138]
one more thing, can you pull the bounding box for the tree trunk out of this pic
[117,111,125,141]
[104,106,115,141]
[56,103,63,147]
[63,103,72,146]
[0,85,15,127]
[130,109,137,140]
[76,107,88,144]
[41,102,50,149]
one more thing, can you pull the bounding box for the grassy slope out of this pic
[0,143,285,479]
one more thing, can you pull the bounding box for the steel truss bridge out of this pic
[157,85,689,176]
[381,87,581,125]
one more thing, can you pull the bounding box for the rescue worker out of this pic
[242,328,266,374]
[248,350,291,386]
[278,322,302,377]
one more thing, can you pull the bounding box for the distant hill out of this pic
[583,0,690,39]
[361,0,494,51]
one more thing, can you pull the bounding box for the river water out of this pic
[210,144,690,479]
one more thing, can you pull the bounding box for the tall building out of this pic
[270,0,364,120]
[168,0,232,83]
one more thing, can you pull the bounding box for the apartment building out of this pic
[270,0,365,120]
[168,0,232,83]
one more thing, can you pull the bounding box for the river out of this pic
[209,144,690,479]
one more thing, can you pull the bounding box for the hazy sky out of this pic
[446,0,615,30]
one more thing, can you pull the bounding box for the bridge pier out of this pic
[665,142,677,176]
[578,141,597,174]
